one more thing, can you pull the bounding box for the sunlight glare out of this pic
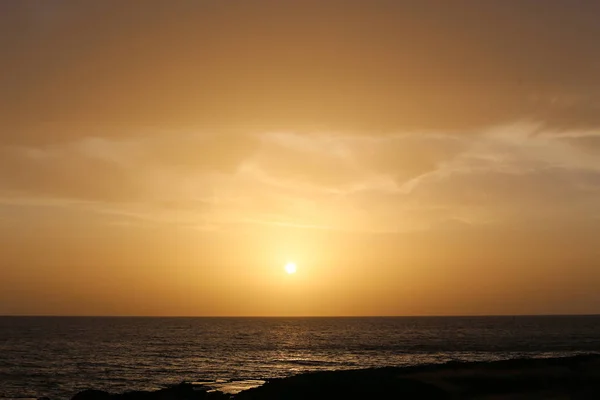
[284,262,297,274]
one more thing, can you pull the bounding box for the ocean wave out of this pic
[281,359,358,367]
[2,316,600,399]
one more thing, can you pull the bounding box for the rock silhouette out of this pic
[69,384,227,400]
[63,354,600,400]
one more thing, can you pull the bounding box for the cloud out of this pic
[135,132,259,173]
[0,143,140,202]
[351,133,467,184]
[248,132,368,189]
[400,123,600,226]
[0,131,257,204]
[1,121,600,233]
[557,133,600,155]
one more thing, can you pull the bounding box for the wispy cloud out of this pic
[1,123,599,232]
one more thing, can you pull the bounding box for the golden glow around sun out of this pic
[284,262,297,274]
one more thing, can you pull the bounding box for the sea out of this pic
[1,316,599,399]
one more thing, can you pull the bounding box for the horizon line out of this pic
[2,313,600,318]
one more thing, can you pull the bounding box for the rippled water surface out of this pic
[1,316,599,399]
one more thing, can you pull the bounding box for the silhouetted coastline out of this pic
[58,354,600,400]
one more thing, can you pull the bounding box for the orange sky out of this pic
[1,1,600,316]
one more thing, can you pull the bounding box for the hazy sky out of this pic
[2,0,600,316]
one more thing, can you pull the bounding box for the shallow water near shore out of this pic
[1,316,599,399]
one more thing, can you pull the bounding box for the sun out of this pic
[284,262,297,274]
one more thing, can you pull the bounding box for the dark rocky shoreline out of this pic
[61,354,600,400]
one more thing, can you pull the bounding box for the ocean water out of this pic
[1,316,599,399]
